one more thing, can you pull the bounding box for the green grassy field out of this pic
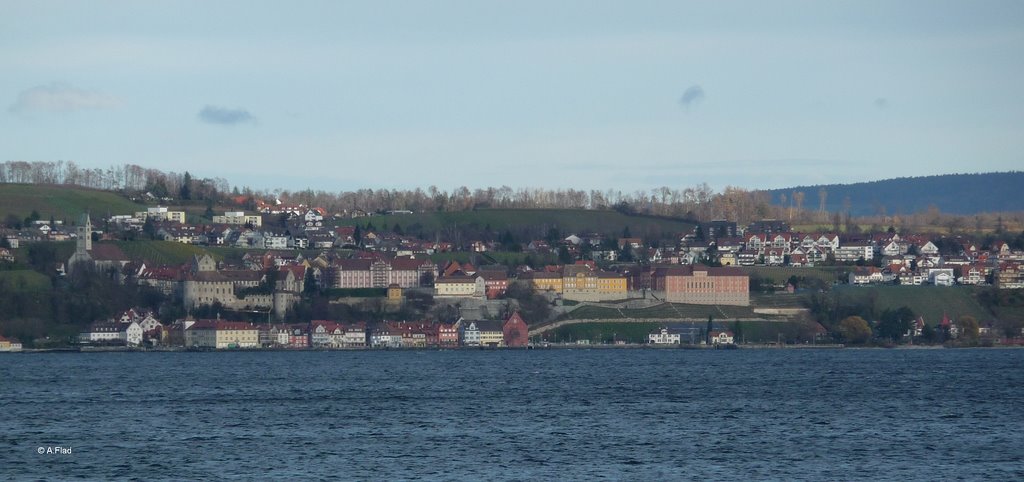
[0,184,143,222]
[542,319,822,344]
[750,292,812,309]
[741,266,846,285]
[544,321,664,343]
[109,241,212,266]
[428,251,557,267]
[0,270,51,291]
[832,285,990,324]
[337,208,695,239]
[991,306,1024,324]
[560,302,759,321]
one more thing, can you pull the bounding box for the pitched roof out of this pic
[89,244,129,261]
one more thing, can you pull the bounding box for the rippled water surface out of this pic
[2,348,1023,480]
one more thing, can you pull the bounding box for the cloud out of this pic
[679,84,705,108]
[873,97,889,109]
[9,83,121,114]
[198,105,256,125]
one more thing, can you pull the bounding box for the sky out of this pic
[2,1,1022,193]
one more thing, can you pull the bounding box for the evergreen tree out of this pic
[558,245,573,264]
[706,315,713,345]
[180,171,192,200]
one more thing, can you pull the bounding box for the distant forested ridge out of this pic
[763,172,1024,216]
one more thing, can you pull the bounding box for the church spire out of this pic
[77,212,92,253]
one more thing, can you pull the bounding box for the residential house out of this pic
[461,321,481,347]
[136,206,186,224]
[479,271,509,299]
[438,321,460,347]
[343,322,368,347]
[212,211,263,227]
[476,320,505,347]
[719,252,738,266]
[834,243,874,262]
[816,234,841,251]
[311,321,345,348]
[928,268,955,286]
[849,267,885,285]
[80,321,143,346]
[707,330,735,345]
[370,327,403,348]
[959,265,986,285]
[995,263,1024,289]
[919,241,940,256]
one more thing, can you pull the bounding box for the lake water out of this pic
[2,348,1023,480]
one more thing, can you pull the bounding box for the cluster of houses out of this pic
[79,309,532,349]
[677,220,1024,288]
[4,206,1023,323]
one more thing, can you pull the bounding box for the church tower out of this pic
[67,212,94,276]
[76,212,93,253]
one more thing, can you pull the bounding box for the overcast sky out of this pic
[2,1,1022,192]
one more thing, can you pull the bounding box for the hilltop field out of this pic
[0,184,143,222]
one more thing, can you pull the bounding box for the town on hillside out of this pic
[2,196,1024,350]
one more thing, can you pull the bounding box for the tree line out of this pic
[1,161,786,224]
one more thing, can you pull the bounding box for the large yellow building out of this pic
[522,271,563,294]
[523,265,628,301]
[185,320,261,348]
[434,275,485,297]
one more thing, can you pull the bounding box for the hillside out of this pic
[335,208,696,241]
[0,184,143,223]
[763,172,1024,216]
[832,285,991,324]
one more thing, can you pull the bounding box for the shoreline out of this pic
[7,343,1020,353]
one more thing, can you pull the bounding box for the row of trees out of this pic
[0,161,230,204]
[6,161,1021,232]
[259,184,777,223]
[1,161,787,224]
[834,314,981,345]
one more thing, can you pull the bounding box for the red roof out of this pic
[279,264,306,278]
[89,243,129,261]
[188,320,258,331]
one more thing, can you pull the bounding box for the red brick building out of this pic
[502,312,529,347]
[652,265,749,306]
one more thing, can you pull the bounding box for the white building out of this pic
[80,321,143,346]
[371,331,402,348]
[649,328,681,345]
[462,321,481,346]
[929,269,955,286]
[708,331,735,345]
[343,325,367,347]
[136,206,186,224]
[834,244,874,262]
[212,211,263,227]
